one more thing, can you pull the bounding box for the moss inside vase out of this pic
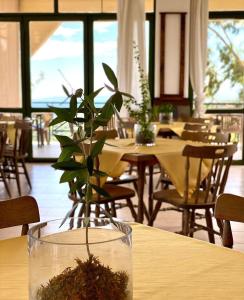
[36,255,129,300]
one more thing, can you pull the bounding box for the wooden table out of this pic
[121,153,158,223]
[1,224,244,299]
[102,138,207,224]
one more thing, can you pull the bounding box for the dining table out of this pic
[1,223,244,299]
[99,138,210,223]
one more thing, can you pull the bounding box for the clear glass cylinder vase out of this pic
[28,218,133,300]
[134,123,156,146]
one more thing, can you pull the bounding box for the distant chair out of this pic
[183,123,210,132]
[0,196,40,235]
[180,116,212,124]
[181,131,231,144]
[0,123,11,197]
[4,120,32,195]
[35,113,52,147]
[215,193,244,248]
[149,144,237,244]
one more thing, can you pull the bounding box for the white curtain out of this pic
[117,0,146,117]
[189,0,209,117]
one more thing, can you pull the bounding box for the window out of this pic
[30,21,84,108]
[205,19,244,110]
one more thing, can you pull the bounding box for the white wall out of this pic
[155,0,190,98]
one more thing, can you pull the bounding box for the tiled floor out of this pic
[0,163,244,251]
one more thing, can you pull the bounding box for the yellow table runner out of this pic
[1,224,244,300]
[0,121,15,145]
[100,138,209,197]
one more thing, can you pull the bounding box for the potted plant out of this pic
[158,104,174,124]
[28,64,133,300]
[124,45,156,146]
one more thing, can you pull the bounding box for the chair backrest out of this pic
[215,193,244,248]
[183,123,210,132]
[114,109,135,139]
[93,129,118,140]
[0,196,40,235]
[182,144,237,205]
[0,123,7,159]
[181,117,211,124]
[14,120,32,156]
[181,131,231,144]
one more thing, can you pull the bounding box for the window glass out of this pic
[30,21,84,108]
[205,19,244,110]
[93,20,150,107]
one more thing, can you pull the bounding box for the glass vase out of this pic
[159,112,173,124]
[28,218,133,300]
[134,123,156,146]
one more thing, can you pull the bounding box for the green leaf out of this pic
[91,137,106,158]
[70,95,77,117]
[87,156,94,176]
[62,85,70,97]
[49,106,74,123]
[121,91,134,98]
[90,184,111,198]
[60,170,79,183]
[75,88,83,97]
[49,117,64,127]
[60,169,87,183]
[102,63,118,90]
[111,92,123,112]
[70,180,86,193]
[59,203,78,228]
[54,135,76,147]
[52,159,85,171]
[104,84,114,92]
[93,170,108,177]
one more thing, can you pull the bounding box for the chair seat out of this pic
[69,183,135,203]
[4,148,27,159]
[153,189,215,208]
[107,174,138,185]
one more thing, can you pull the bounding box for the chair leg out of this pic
[189,209,195,237]
[182,209,190,236]
[0,168,11,197]
[126,198,137,221]
[111,203,117,218]
[205,208,215,244]
[14,159,21,196]
[148,200,162,226]
[21,159,32,189]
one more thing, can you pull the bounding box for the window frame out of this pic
[0,11,154,161]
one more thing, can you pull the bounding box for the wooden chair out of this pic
[69,141,137,221]
[0,124,11,197]
[215,193,244,248]
[0,196,40,235]
[181,131,231,144]
[183,123,210,132]
[35,113,52,147]
[4,120,32,195]
[180,117,212,124]
[149,144,237,243]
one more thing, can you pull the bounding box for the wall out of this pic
[154,0,190,100]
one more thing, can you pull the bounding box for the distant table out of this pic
[101,138,210,223]
[1,223,244,300]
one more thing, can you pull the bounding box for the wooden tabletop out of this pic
[1,223,244,299]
